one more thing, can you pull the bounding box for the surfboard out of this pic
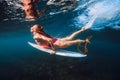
[28,42,87,57]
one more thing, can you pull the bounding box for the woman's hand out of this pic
[50,50,56,55]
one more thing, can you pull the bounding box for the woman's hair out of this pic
[31,24,53,38]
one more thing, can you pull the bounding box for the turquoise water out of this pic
[0,0,120,80]
[0,21,120,80]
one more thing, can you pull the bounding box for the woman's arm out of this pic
[37,34,56,54]
[48,41,56,54]
[43,37,56,54]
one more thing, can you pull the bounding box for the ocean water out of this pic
[0,0,120,80]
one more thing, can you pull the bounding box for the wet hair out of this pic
[31,24,42,32]
[31,24,53,38]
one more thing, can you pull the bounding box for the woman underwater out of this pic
[30,18,96,54]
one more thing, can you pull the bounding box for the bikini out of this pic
[52,38,58,43]
[48,38,58,48]
[36,38,58,48]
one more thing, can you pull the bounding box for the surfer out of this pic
[30,15,97,54]
[30,24,91,54]
[21,0,45,20]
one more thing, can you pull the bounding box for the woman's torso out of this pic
[33,33,51,48]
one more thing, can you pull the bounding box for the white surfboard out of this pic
[28,42,87,57]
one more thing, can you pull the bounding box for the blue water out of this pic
[0,0,120,80]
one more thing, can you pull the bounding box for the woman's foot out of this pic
[84,35,92,54]
[85,35,92,44]
[85,38,90,44]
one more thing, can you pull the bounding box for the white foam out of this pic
[74,0,120,30]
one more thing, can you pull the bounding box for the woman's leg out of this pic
[58,39,85,48]
[61,16,97,41]
[61,28,85,41]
